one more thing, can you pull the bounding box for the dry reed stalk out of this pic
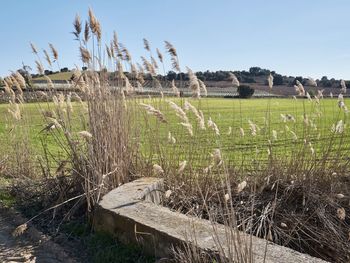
[307,77,317,87]
[168,131,176,144]
[178,160,187,174]
[306,92,312,101]
[239,127,245,137]
[84,21,90,44]
[340,79,347,94]
[139,103,167,123]
[294,80,305,96]
[30,42,38,54]
[153,77,163,92]
[44,75,54,89]
[184,100,206,130]
[78,130,93,139]
[105,44,112,59]
[153,164,164,175]
[80,46,91,64]
[171,80,180,97]
[167,100,189,123]
[143,38,150,51]
[187,67,200,98]
[211,148,222,166]
[13,71,26,89]
[180,122,193,136]
[165,41,180,72]
[8,102,21,120]
[198,79,207,97]
[43,49,52,67]
[73,14,82,39]
[120,43,132,62]
[49,43,58,61]
[141,56,156,75]
[35,61,44,75]
[151,56,158,69]
[317,89,324,99]
[207,117,220,135]
[156,48,163,63]
[267,74,273,89]
[229,73,240,87]
[248,120,259,136]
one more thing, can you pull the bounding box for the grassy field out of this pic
[135,97,349,169]
[1,97,348,171]
[33,71,73,81]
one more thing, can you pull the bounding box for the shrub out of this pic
[237,85,254,98]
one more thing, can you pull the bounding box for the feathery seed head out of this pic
[229,73,240,87]
[341,79,347,94]
[178,160,187,174]
[156,48,163,63]
[143,38,150,51]
[307,77,317,87]
[84,21,90,43]
[49,43,58,61]
[267,74,274,89]
[73,14,82,39]
[153,164,164,175]
[30,42,38,54]
[78,130,92,139]
[80,47,91,64]
[207,117,220,135]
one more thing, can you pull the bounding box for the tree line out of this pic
[1,66,348,89]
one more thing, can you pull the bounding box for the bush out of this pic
[237,85,255,98]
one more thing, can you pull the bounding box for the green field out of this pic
[33,71,73,81]
[1,97,349,170]
[137,97,349,168]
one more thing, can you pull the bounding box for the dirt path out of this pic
[0,207,79,263]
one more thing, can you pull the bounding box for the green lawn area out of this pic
[0,101,85,170]
[136,97,349,168]
[0,97,348,170]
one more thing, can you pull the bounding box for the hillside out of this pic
[33,71,73,81]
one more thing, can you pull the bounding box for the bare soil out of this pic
[0,206,80,263]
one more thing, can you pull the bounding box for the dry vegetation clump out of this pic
[2,8,350,263]
[164,169,350,262]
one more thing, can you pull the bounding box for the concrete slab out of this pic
[94,177,327,262]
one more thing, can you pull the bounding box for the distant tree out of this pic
[249,67,262,76]
[82,66,87,71]
[273,74,284,85]
[329,78,339,88]
[215,71,227,81]
[166,71,177,81]
[60,67,69,72]
[237,85,255,98]
[176,72,186,81]
[319,76,332,87]
[242,76,256,83]
[259,68,271,76]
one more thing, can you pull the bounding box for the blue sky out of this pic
[1,0,350,79]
